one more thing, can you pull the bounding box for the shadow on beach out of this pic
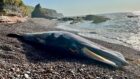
[21,42,117,70]
[18,37,140,78]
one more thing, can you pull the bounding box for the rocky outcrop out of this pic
[46,9,63,18]
[31,4,43,18]
[31,4,63,19]
[59,15,110,24]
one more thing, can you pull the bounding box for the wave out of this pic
[56,13,140,51]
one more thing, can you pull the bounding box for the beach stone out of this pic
[10,68,16,72]
[67,69,75,74]
[96,77,100,79]
[88,74,94,79]
[82,64,86,67]
[25,71,31,74]
[78,68,84,72]
[24,73,30,79]
[52,71,59,75]
[16,68,20,72]
[109,77,113,79]
[133,59,140,66]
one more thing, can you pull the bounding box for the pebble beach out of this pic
[0,18,140,79]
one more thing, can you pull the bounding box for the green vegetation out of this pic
[0,0,29,16]
[0,1,63,18]
[4,0,24,6]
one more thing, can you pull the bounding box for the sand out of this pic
[0,18,140,79]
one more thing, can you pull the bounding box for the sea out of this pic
[56,12,140,51]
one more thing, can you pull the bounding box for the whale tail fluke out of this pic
[7,33,22,39]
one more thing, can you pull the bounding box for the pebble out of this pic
[110,77,113,79]
[133,59,140,65]
[25,71,31,74]
[88,74,94,79]
[52,72,59,75]
[96,77,100,79]
[82,64,86,67]
[16,68,20,72]
[16,75,20,78]
[78,68,84,72]
[70,69,75,74]
[24,74,30,79]
[10,68,15,72]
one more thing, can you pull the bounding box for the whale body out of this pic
[7,31,128,68]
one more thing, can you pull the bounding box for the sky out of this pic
[23,0,140,16]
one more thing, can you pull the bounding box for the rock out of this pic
[77,68,84,72]
[52,71,59,75]
[109,76,113,79]
[15,74,21,78]
[26,71,31,74]
[31,4,63,19]
[96,77,100,79]
[82,64,86,67]
[133,59,140,66]
[24,73,30,79]
[88,74,94,79]
[0,45,12,51]
[10,68,15,72]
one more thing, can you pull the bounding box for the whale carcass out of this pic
[7,31,128,67]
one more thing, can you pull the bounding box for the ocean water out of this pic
[56,12,140,51]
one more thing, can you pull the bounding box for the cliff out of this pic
[31,4,63,19]
[46,8,63,18]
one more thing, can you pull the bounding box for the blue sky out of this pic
[23,0,140,16]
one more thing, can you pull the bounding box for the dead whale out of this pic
[7,31,128,67]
